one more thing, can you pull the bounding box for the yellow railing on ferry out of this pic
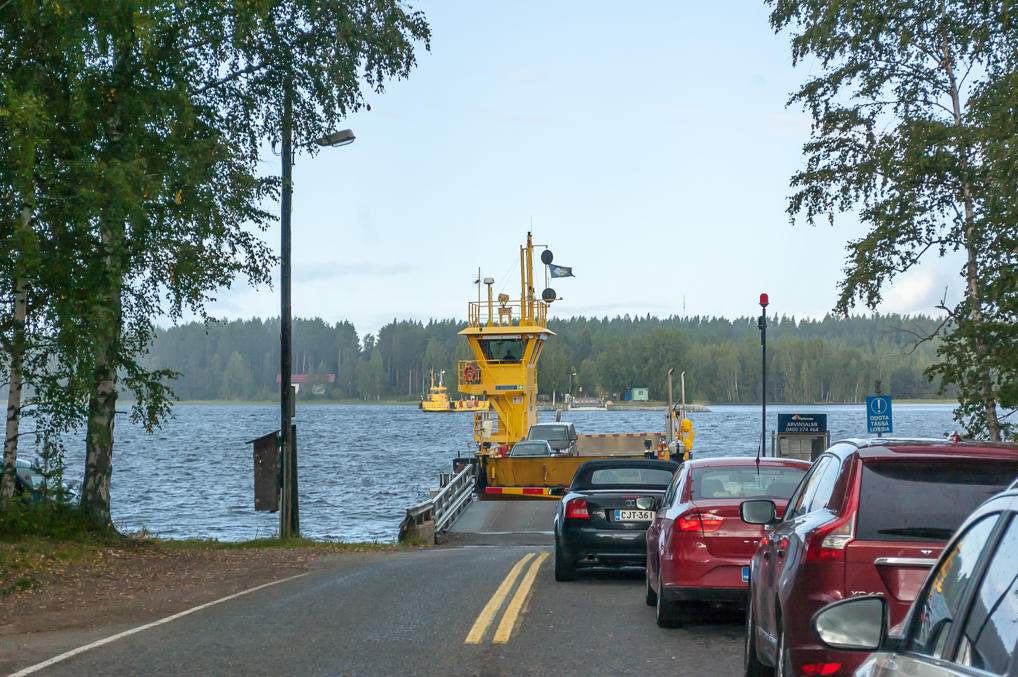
[467,300,548,329]
[472,411,500,440]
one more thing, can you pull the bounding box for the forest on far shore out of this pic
[145,313,948,405]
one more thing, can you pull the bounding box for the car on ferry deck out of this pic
[527,422,578,456]
[810,478,1018,676]
[554,458,679,582]
[741,438,1018,677]
[508,440,556,457]
[645,457,809,627]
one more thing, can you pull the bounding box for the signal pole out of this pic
[758,293,769,457]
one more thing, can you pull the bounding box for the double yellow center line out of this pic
[464,551,549,644]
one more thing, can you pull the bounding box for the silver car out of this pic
[508,440,555,457]
[810,480,1018,676]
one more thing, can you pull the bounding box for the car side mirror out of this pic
[740,499,777,525]
[636,496,656,510]
[811,596,888,652]
[549,486,566,497]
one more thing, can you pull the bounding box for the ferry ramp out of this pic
[442,498,556,546]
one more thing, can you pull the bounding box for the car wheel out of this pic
[743,594,772,677]
[775,620,791,677]
[655,568,685,628]
[554,537,575,582]
[645,565,657,606]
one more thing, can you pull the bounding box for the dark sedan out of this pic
[554,458,680,581]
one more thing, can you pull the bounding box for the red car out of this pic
[645,457,810,627]
[742,438,1018,677]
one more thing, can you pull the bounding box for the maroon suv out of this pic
[741,438,1018,677]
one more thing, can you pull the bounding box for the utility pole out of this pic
[758,293,769,457]
[279,85,298,539]
[274,109,352,538]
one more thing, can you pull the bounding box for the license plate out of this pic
[614,509,654,522]
[742,566,750,583]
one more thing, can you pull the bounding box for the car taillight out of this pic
[800,664,841,675]
[677,511,724,532]
[565,498,589,519]
[805,513,855,562]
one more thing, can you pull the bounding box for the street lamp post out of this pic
[758,293,769,458]
[278,110,355,539]
[568,370,577,405]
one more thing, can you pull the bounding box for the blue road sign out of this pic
[867,396,893,434]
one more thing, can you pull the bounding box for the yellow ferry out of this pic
[456,233,694,498]
[419,369,491,412]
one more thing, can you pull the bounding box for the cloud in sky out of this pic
[879,260,963,316]
[178,2,979,341]
[294,262,416,284]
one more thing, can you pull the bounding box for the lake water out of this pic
[53,403,963,543]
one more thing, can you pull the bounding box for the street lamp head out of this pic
[314,129,355,147]
[759,293,769,308]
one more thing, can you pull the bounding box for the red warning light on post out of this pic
[759,293,769,308]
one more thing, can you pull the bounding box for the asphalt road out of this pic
[7,502,744,676]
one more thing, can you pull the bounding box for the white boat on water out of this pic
[567,396,607,411]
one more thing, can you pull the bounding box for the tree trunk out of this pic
[81,222,124,530]
[1,271,28,508]
[940,6,1002,440]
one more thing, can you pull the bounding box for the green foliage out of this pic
[768,0,1018,438]
[0,502,97,541]
[0,0,431,526]
[145,312,946,404]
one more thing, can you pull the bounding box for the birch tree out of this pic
[769,0,1018,439]
[1,0,429,528]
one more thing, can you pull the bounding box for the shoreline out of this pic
[153,399,960,407]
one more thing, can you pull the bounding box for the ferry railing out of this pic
[472,410,500,440]
[466,300,548,329]
[458,359,528,389]
[398,462,475,543]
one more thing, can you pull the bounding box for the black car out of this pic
[553,458,680,581]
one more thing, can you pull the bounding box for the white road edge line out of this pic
[9,571,311,676]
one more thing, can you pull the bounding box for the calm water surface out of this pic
[57,403,962,543]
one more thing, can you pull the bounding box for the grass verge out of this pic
[1,501,420,590]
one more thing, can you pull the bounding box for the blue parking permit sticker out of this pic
[742,567,750,583]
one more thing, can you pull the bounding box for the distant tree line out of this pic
[145,313,948,404]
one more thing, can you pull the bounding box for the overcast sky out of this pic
[202,1,965,338]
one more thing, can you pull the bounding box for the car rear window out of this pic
[510,442,551,457]
[857,459,1018,542]
[574,466,675,489]
[691,465,807,500]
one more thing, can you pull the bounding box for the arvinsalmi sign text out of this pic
[777,414,829,434]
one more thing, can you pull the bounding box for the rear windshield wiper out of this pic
[876,526,954,540]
